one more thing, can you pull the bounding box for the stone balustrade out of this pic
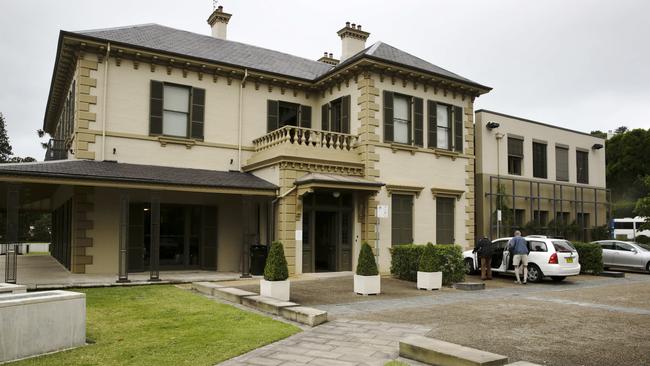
[253,125,359,152]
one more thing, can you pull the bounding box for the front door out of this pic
[315,211,337,272]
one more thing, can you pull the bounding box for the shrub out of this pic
[418,243,436,272]
[391,244,465,286]
[356,242,379,276]
[263,241,289,281]
[572,242,603,275]
[635,235,650,244]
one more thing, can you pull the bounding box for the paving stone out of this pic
[212,287,257,304]
[305,349,344,359]
[505,362,543,366]
[309,358,358,366]
[269,352,314,363]
[246,357,283,366]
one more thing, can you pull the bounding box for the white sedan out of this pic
[464,236,581,282]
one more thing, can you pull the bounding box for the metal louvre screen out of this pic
[508,137,523,157]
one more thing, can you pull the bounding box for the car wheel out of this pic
[465,258,476,275]
[527,264,544,283]
[551,276,566,282]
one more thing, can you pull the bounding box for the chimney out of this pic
[337,22,370,61]
[318,51,340,66]
[207,5,232,40]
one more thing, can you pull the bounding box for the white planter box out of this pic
[417,271,442,290]
[354,274,380,295]
[260,279,290,301]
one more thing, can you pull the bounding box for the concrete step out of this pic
[454,282,486,291]
[241,295,298,315]
[212,287,257,304]
[399,335,508,366]
[600,271,625,278]
[191,282,224,296]
[0,283,27,295]
[505,362,543,366]
[280,305,328,326]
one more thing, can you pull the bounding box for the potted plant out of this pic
[354,242,380,295]
[260,241,290,301]
[417,243,442,290]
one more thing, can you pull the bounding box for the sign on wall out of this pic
[377,205,389,219]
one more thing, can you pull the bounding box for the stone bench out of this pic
[212,287,257,304]
[191,282,224,296]
[279,306,328,326]
[0,283,27,295]
[0,290,86,363]
[241,295,298,315]
[505,362,543,366]
[399,335,508,366]
[454,282,486,291]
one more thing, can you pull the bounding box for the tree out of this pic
[590,130,607,139]
[615,126,628,134]
[0,113,14,162]
[634,176,650,231]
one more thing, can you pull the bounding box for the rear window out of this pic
[552,240,576,252]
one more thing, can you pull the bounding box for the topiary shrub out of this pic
[391,243,465,285]
[572,242,603,275]
[418,243,437,272]
[264,241,289,281]
[356,242,378,276]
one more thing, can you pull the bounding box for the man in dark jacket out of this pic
[474,236,493,280]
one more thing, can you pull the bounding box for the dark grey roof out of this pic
[75,24,333,80]
[69,24,487,88]
[0,160,277,191]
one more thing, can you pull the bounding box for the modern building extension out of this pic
[0,7,491,280]
[475,110,610,242]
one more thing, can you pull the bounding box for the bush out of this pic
[635,235,650,244]
[356,242,379,276]
[418,243,436,272]
[391,244,465,286]
[572,242,603,275]
[263,241,289,281]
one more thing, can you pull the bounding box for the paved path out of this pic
[219,319,430,366]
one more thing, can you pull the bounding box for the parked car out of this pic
[464,236,581,282]
[592,240,650,272]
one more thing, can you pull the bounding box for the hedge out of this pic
[390,243,465,286]
[572,242,603,275]
[356,242,379,276]
[418,243,436,272]
[263,241,289,281]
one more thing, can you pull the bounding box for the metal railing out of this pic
[252,125,359,152]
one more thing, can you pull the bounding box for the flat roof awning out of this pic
[295,173,384,195]
[0,160,278,196]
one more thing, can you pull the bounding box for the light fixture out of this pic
[486,121,500,130]
[143,208,150,211]
[592,143,603,150]
[332,191,341,198]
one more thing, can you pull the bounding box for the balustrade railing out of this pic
[252,126,358,153]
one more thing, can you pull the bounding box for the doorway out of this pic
[315,211,337,271]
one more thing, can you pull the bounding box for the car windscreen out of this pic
[552,240,576,252]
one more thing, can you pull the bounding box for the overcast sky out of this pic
[1,0,649,160]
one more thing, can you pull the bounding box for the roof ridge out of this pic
[73,23,159,34]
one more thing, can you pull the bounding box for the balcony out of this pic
[44,139,68,161]
[246,126,362,169]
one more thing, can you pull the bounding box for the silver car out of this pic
[592,240,650,272]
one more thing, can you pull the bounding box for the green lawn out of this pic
[10,285,300,366]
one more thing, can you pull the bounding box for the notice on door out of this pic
[377,205,389,219]
[295,229,303,241]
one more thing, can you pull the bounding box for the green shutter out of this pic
[383,91,394,142]
[414,97,423,147]
[436,197,455,244]
[149,80,163,135]
[300,105,312,128]
[341,95,350,134]
[453,106,463,152]
[190,87,205,140]
[267,100,279,132]
[321,104,330,131]
[427,100,437,148]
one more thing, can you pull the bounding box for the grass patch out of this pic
[9,285,300,366]
[384,361,409,366]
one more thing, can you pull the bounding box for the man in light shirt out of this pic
[508,230,529,284]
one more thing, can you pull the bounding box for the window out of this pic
[576,150,589,184]
[514,209,526,228]
[552,240,576,252]
[267,100,311,132]
[149,81,205,139]
[614,221,634,230]
[556,212,570,225]
[436,197,455,244]
[555,146,569,181]
[322,96,351,133]
[532,142,547,179]
[577,212,590,228]
[383,91,423,146]
[616,242,634,252]
[507,137,523,175]
[427,101,462,152]
[533,210,549,226]
[530,241,548,252]
[391,194,413,245]
[599,241,615,250]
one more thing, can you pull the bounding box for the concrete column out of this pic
[149,195,160,281]
[116,193,130,283]
[4,184,19,284]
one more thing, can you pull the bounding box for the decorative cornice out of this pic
[386,184,424,197]
[207,7,232,25]
[431,187,465,200]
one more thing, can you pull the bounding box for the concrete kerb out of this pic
[190,281,224,296]
[399,335,509,366]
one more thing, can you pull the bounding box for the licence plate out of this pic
[566,257,573,263]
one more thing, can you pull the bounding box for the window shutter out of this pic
[341,95,350,134]
[190,87,205,140]
[413,97,423,147]
[508,137,524,157]
[427,100,437,148]
[267,100,279,132]
[300,105,312,128]
[149,80,163,135]
[383,91,394,142]
[453,106,463,152]
[321,103,330,131]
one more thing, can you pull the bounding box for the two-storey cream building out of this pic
[0,7,490,279]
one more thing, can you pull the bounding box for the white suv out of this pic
[463,236,581,282]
